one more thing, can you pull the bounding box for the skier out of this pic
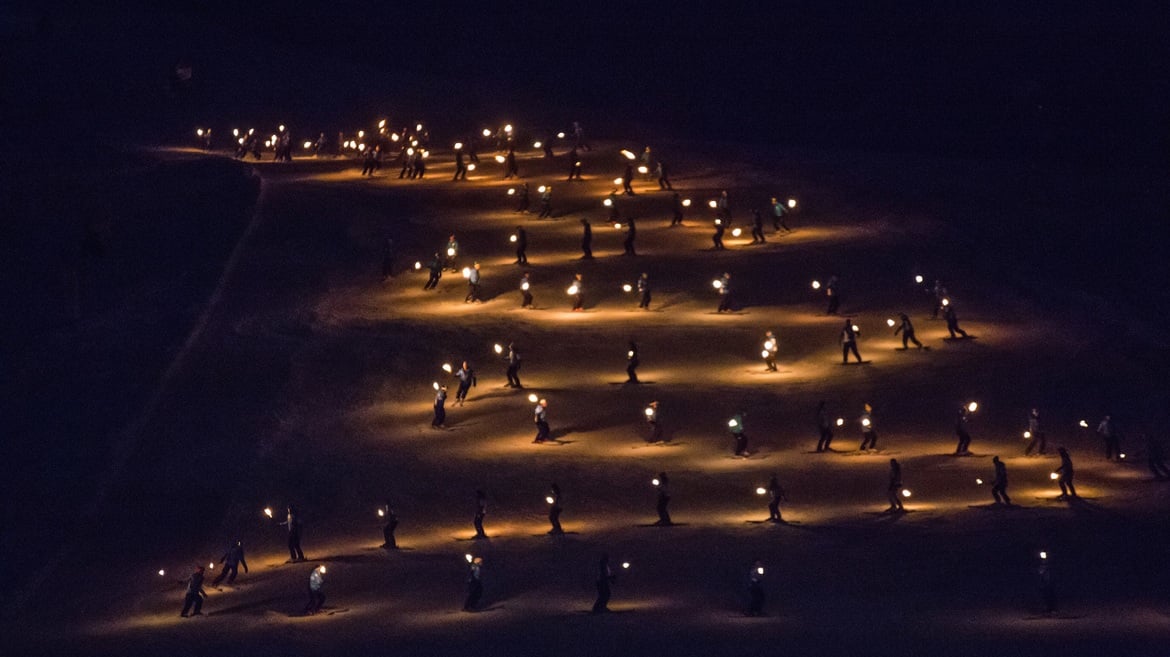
[212,540,248,586]
[180,565,207,617]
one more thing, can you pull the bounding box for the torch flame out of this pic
[756,487,766,495]
[901,489,911,498]
[682,199,692,207]
[494,155,506,164]
[442,363,453,373]
[787,199,797,208]
[528,393,539,403]
[494,343,503,354]
[507,188,516,195]
[1050,472,1059,480]
[645,407,654,416]
[836,418,844,426]
[887,319,896,327]
[620,150,636,160]
[263,507,273,518]
[623,284,633,292]
[546,496,555,504]
[967,402,979,413]
[915,275,924,284]
[731,228,742,237]
[708,200,718,209]
[651,479,659,486]
[811,280,821,290]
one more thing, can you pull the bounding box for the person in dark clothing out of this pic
[654,472,672,525]
[645,401,662,442]
[1037,554,1057,613]
[505,343,522,388]
[212,541,248,586]
[463,557,484,611]
[954,405,973,455]
[656,161,673,190]
[473,490,487,538]
[454,362,476,406]
[887,459,905,512]
[712,218,726,250]
[1025,408,1047,456]
[894,313,923,349]
[608,191,621,223]
[943,303,969,338]
[766,474,785,522]
[626,341,640,383]
[570,273,584,311]
[361,147,378,175]
[514,226,528,264]
[1146,434,1170,479]
[637,273,651,309]
[750,209,766,244]
[931,280,948,318]
[180,566,207,617]
[381,238,396,279]
[380,502,399,549]
[567,148,583,180]
[825,276,840,315]
[746,560,766,616]
[534,399,551,442]
[538,185,553,219]
[622,163,635,195]
[424,253,442,290]
[671,192,684,226]
[305,565,326,614]
[453,148,468,180]
[841,320,863,364]
[592,554,614,613]
[991,456,1011,505]
[623,218,637,256]
[547,483,564,535]
[815,401,833,452]
[515,183,530,213]
[432,385,448,428]
[716,273,733,312]
[1056,447,1077,499]
[520,273,534,308]
[1097,415,1122,462]
[281,506,305,562]
[581,218,594,259]
[730,413,749,456]
[503,148,519,179]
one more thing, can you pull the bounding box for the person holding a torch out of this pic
[716,273,733,312]
[567,148,583,181]
[514,226,528,265]
[886,459,905,512]
[637,272,651,309]
[1025,407,1047,456]
[443,235,459,272]
[771,197,792,233]
[280,505,305,562]
[943,301,968,338]
[454,361,477,406]
[654,472,672,526]
[464,263,482,303]
[424,252,442,291]
[645,401,662,442]
[954,403,974,455]
[841,319,863,364]
[894,313,923,349]
[766,474,786,523]
[432,385,448,429]
[626,341,640,384]
[762,331,778,371]
[860,404,878,451]
[515,182,530,213]
[538,185,553,219]
[657,161,673,191]
[504,343,522,388]
[747,559,766,616]
[815,401,834,452]
[671,192,684,226]
[570,273,584,311]
[211,540,248,586]
[380,501,399,549]
[519,272,534,308]
[730,412,750,457]
[547,483,564,535]
[534,398,551,443]
[622,162,635,195]
[1056,448,1077,500]
[463,556,485,611]
[305,565,326,615]
[825,276,840,315]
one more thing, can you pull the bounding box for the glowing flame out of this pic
[682,199,692,207]
[862,418,872,427]
[603,199,613,207]
[1050,472,1059,480]
[538,185,547,193]
[731,228,742,237]
[414,261,422,270]
[760,350,771,358]
[533,141,542,149]
[278,125,285,132]
[836,418,844,426]
[196,128,204,136]
[504,124,513,133]
[627,350,634,358]
[637,166,649,174]
[467,164,476,171]
[453,142,463,150]
[622,562,630,569]
[494,343,503,354]
[528,393,539,403]
[651,478,660,486]
[378,119,387,129]
[263,507,273,518]
[447,247,456,256]
[303,141,313,149]
[391,133,400,142]
[764,340,776,351]
[557,132,565,138]
[1079,420,1088,428]
[494,155,506,164]
[461,267,471,278]
[442,363,453,373]
[915,275,924,284]
[1039,551,1047,560]
[975,478,983,485]
[711,280,723,289]
[510,234,517,243]
[708,200,718,209]
[433,382,440,390]
[811,280,821,290]
[521,282,529,290]
[941,298,950,306]
[887,319,896,327]
[209,562,215,569]
[546,496,555,504]
[232,129,239,137]
[482,129,492,137]
[756,487,766,495]
[787,199,797,208]
[620,150,636,160]
[567,285,579,295]
[967,402,979,413]
[358,130,365,138]
[416,123,423,132]
[613,223,622,230]
[645,407,654,416]
[1120,453,1126,459]
[377,509,385,517]
[507,188,516,195]
[852,325,861,333]
[358,143,366,151]
[158,569,165,576]
[1023,431,1031,439]
[728,419,739,428]
[623,284,633,292]
[901,489,911,498]
[613,177,624,185]
[465,553,474,563]
[757,566,765,575]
